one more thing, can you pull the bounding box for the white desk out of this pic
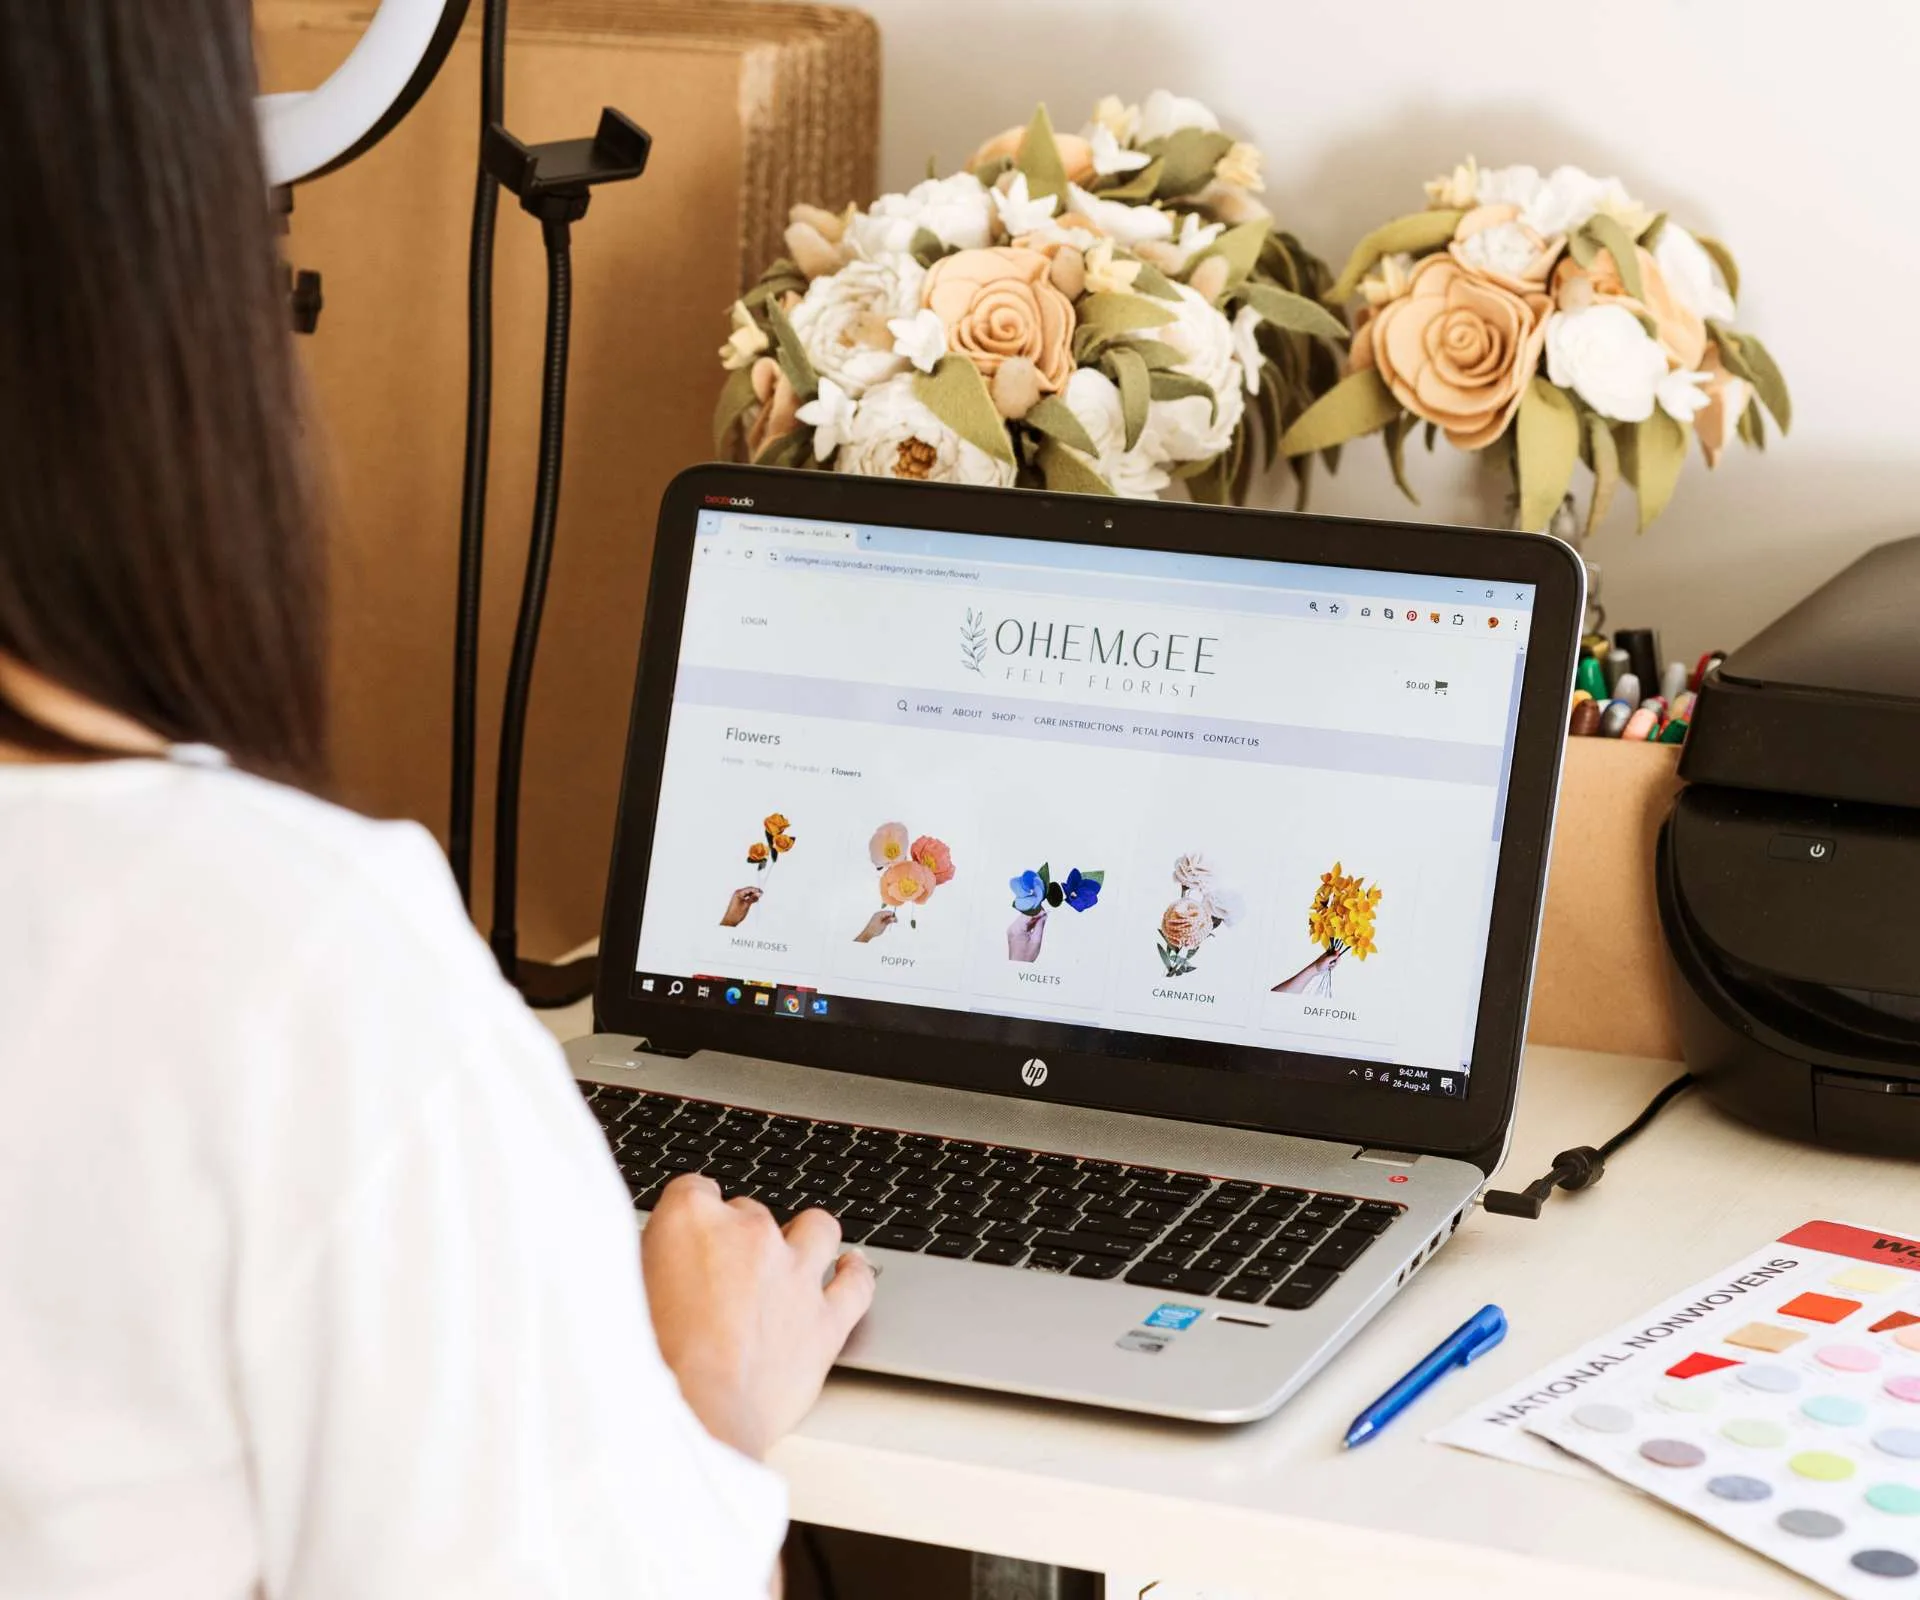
[542,991,1911,1599]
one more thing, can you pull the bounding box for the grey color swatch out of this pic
[1777,1509,1846,1539]
[1639,1438,1707,1468]
[1871,1426,1920,1459]
[1850,1549,1920,1579]
[1706,1474,1773,1503]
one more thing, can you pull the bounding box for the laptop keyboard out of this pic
[582,1083,1405,1310]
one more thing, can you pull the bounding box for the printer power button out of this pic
[1769,833,1837,863]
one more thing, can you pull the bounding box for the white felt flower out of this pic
[833,374,1016,487]
[886,307,947,374]
[1656,367,1713,424]
[847,173,994,259]
[1545,304,1670,422]
[1150,211,1225,274]
[1136,89,1221,143]
[1089,124,1151,177]
[1206,887,1245,928]
[1130,282,1246,462]
[1654,224,1737,324]
[1058,368,1173,498]
[718,300,769,370]
[1230,304,1264,395]
[990,171,1058,239]
[788,255,925,398]
[1086,95,1140,146]
[795,376,856,460]
[1066,182,1175,248]
[1083,239,1141,296]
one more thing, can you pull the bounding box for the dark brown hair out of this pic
[0,2,328,781]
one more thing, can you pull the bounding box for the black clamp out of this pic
[482,106,651,227]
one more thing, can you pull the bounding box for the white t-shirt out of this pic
[0,754,785,1599]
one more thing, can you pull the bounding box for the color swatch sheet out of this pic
[1524,1221,1920,1597]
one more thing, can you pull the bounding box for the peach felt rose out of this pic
[744,357,801,458]
[968,126,1095,187]
[1160,899,1209,951]
[879,859,937,906]
[1693,344,1751,468]
[868,821,910,868]
[1365,255,1550,450]
[747,841,769,864]
[922,247,1076,393]
[1553,246,1706,372]
[910,835,956,885]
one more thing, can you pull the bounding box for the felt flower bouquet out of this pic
[716,91,1347,505]
[1006,860,1102,964]
[1280,160,1789,533]
[866,822,956,929]
[1155,851,1243,977]
[746,812,794,873]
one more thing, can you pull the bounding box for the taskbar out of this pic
[632,970,1467,1098]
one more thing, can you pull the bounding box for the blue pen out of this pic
[1343,1304,1507,1448]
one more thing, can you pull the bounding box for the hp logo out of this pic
[1020,1058,1049,1088]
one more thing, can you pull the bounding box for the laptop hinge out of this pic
[587,1040,696,1069]
[1353,1147,1422,1165]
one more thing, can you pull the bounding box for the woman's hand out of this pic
[719,886,763,928]
[853,908,896,944]
[1006,909,1047,963]
[641,1176,875,1461]
[1271,947,1342,994]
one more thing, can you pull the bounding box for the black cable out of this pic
[449,0,508,908]
[488,215,572,981]
[1483,1072,1695,1218]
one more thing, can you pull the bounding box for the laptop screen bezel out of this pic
[594,464,1584,1175]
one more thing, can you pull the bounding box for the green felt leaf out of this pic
[1148,369,1217,417]
[970,154,1012,187]
[914,355,1016,465]
[763,299,819,401]
[1124,338,1185,370]
[1516,378,1580,533]
[1638,211,1668,250]
[1586,212,1643,302]
[1325,210,1462,304]
[1739,398,1767,450]
[1277,367,1401,457]
[1037,862,1050,885]
[1707,322,1756,382]
[1198,219,1272,289]
[742,276,805,310]
[1077,292,1177,339]
[1260,233,1301,293]
[1622,410,1688,531]
[753,428,812,469]
[1324,442,1343,475]
[1291,450,1314,511]
[1735,331,1791,435]
[1382,411,1419,504]
[1129,261,1182,302]
[1567,228,1599,270]
[1167,452,1220,481]
[1257,364,1285,470]
[1185,452,1229,504]
[1229,420,1257,504]
[1015,104,1070,203]
[908,226,946,267]
[1585,410,1619,540]
[1142,128,1235,198]
[712,364,759,454]
[1242,282,1347,342]
[1022,395,1099,457]
[1106,345,1151,451]
[1036,438,1116,496]
[1071,324,1109,367]
[1091,159,1162,203]
[1083,870,1105,886]
[1423,418,1439,452]
[1695,234,1741,301]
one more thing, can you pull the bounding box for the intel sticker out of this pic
[1143,1303,1204,1331]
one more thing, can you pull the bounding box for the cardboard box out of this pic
[258,1,878,957]
[1528,738,1685,1061]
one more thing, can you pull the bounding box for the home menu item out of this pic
[1439,1220,1920,1598]
[632,509,1538,1091]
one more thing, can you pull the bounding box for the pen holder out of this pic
[1528,737,1684,1062]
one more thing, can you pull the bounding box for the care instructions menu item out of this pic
[1440,1220,1920,1597]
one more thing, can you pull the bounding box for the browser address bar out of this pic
[769,548,983,584]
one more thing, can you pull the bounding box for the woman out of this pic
[0,8,869,1596]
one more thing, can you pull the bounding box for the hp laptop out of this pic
[567,463,1582,1423]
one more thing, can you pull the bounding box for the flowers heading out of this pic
[1278,159,1788,533]
[716,92,1348,508]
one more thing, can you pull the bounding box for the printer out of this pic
[1657,535,1920,1158]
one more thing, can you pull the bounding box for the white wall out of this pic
[840,0,1920,660]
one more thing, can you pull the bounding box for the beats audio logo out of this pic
[1020,1058,1049,1088]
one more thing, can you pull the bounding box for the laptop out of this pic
[566,462,1582,1423]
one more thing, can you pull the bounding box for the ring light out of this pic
[256,0,471,187]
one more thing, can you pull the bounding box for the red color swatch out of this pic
[1779,1292,1861,1324]
[1779,1220,1920,1271]
[1871,1310,1920,1334]
[1667,1352,1742,1380]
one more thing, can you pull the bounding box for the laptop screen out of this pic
[631,508,1537,1101]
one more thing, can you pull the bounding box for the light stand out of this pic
[475,110,651,1004]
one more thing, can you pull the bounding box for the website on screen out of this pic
[633,512,1536,1086]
